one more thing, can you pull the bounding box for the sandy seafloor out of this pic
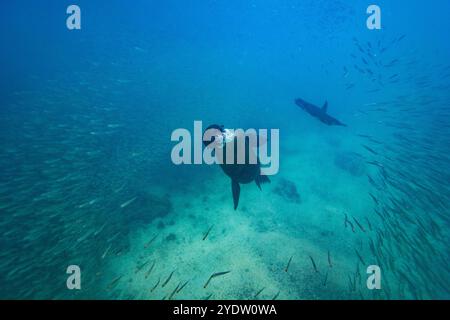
[95,130,378,300]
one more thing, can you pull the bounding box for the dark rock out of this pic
[166,233,176,241]
[273,178,301,203]
[334,151,366,176]
[157,221,165,229]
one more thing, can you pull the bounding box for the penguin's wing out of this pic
[231,179,240,210]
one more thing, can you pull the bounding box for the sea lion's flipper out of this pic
[255,174,270,190]
[261,174,270,184]
[255,178,261,190]
[231,180,240,210]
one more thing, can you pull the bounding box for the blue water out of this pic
[1,0,449,299]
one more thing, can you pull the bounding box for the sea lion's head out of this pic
[203,124,225,148]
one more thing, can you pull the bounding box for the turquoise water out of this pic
[0,0,449,299]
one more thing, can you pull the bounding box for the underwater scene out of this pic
[0,0,449,300]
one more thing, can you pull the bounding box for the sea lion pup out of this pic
[203,124,270,210]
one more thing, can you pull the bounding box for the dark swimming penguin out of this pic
[203,124,270,210]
